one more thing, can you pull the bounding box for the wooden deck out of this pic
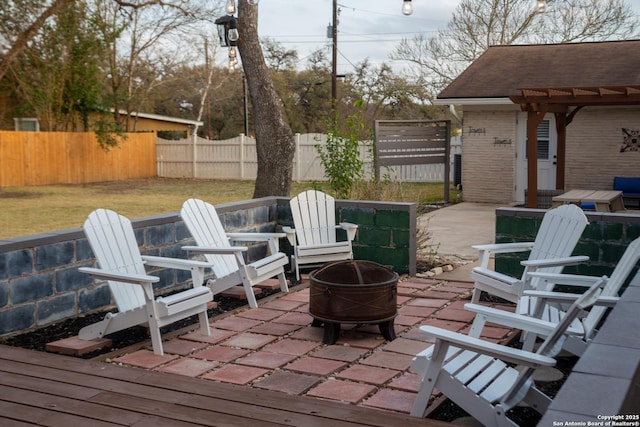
[0,345,451,427]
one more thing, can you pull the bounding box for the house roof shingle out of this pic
[437,40,640,100]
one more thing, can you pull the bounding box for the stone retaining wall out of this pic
[0,197,416,337]
[494,208,640,279]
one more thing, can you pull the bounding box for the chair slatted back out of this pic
[290,190,337,246]
[582,237,640,337]
[181,198,238,279]
[84,209,146,312]
[530,204,588,262]
[500,277,605,409]
[527,204,588,287]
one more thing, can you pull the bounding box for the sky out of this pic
[252,0,640,73]
[255,0,457,72]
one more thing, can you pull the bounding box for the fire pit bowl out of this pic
[309,260,399,344]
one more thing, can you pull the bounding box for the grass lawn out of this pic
[0,178,457,239]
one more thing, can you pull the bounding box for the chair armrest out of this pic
[472,242,535,268]
[521,255,589,268]
[464,303,561,336]
[418,325,556,367]
[79,266,158,284]
[525,272,607,288]
[523,290,619,307]
[226,232,286,241]
[141,255,212,270]
[471,266,521,286]
[338,222,358,241]
[282,226,296,246]
[472,242,535,254]
[182,245,248,255]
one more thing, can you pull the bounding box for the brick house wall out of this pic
[460,106,519,204]
[565,106,640,190]
[459,105,640,206]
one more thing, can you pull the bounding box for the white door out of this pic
[516,113,557,202]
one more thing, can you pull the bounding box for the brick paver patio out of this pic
[71,274,518,416]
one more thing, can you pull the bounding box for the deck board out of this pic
[0,345,450,427]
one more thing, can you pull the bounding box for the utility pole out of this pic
[331,0,337,109]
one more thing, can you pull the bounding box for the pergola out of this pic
[509,85,640,208]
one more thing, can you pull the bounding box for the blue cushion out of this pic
[613,177,640,193]
[581,202,596,210]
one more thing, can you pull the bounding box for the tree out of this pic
[237,0,295,198]
[392,0,640,96]
[8,0,104,131]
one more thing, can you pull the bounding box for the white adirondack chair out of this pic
[470,203,589,304]
[78,209,213,355]
[505,236,640,355]
[410,277,606,424]
[180,198,289,309]
[283,190,358,281]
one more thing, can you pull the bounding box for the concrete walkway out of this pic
[419,202,501,281]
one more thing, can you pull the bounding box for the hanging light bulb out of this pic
[228,28,239,43]
[229,46,237,59]
[227,16,239,43]
[537,0,545,11]
[226,0,236,15]
[402,0,413,16]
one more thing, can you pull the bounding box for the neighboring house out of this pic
[113,110,203,138]
[435,40,640,207]
[11,110,202,139]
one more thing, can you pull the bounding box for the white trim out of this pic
[116,110,203,126]
[433,97,514,106]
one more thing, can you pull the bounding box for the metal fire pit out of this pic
[309,260,398,345]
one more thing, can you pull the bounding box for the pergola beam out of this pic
[510,85,640,209]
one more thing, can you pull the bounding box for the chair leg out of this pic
[291,256,300,283]
[243,281,258,309]
[277,271,289,293]
[471,287,482,303]
[410,341,447,417]
[147,318,164,355]
[197,310,211,337]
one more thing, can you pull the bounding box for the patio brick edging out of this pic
[0,197,416,337]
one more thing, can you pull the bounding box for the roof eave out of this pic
[116,109,204,126]
[433,97,514,106]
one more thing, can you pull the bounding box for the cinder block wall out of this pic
[494,208,640,279]
[0,197,416,337]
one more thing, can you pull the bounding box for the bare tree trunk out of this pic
[237,0,295,198]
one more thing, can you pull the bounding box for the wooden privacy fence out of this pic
[157,133,462,183]
[0,131,156,187]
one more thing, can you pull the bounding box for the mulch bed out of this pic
[0,287,287,359]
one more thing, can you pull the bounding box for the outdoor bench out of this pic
[614,176,640,208]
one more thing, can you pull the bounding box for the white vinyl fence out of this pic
[156,133,462,183]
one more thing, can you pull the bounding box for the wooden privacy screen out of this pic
[374,120,451,202]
